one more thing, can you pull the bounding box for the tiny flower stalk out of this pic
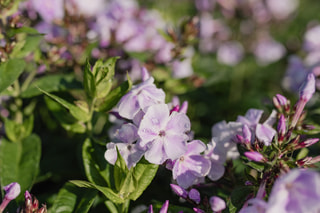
[0,182,20,213]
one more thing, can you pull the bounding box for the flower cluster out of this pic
[105,68,225,189]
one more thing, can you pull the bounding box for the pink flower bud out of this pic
[188,188,201,204]
[180,101,188,114]
[147,205,154,213]
[275,94,288,106]
[277,115,286,141]
[299,73,316,102]
[193,208,205,213]
[244,151,265,162]
[170,184,188,199]
[159,200,169,213]
[297,138,319,149]
[209,196,226,212]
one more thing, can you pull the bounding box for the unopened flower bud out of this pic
[209,196,226,212]
[188,188,201,204]
[235,134,244,143]
[244,151,265,162]
[296,156,312,166]
[159,200,169,213]
[170,184,188,199]
[147,205,154,213]
[141,67,150,81]
[193,208,205,213]
[170,105,180,114]
[277,115,286,142]
[38,205,47,213]
[275,94,288,106]
[180,101,188,114]
[299,73,316,102]
[297,138,319,149]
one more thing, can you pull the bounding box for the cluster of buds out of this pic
[170,184,226,213]
[20,191,47,213]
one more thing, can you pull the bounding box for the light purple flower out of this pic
[171,47,194,79]
[210,196,226,212]
[188,188,201,204]
[204,139,226,181]
[30,0,64,23]
[304,25,320,52]
[239,198,267,213]
[138,104,190,164]
[105,123,145,169]
[68,0,107,17]
[266,169,320,213]
[172,140,210,188]
[217,41,244,66]
[117,76,165,120]
[253,37,286,66]
[266,0,299,20]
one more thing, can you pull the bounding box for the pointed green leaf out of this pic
[50,182,97,213]
[128,160,158,200]
[11,34,43,58]
[0,134,41,199]
[84,60,96,98]
[114,148,129,192]
[70,180,124,204]
[39,88,90,122]
[82,138,112,187]
[21,74,82,98]
[104,201,118,213]
[96,76,132,112]
[0,58,25,93]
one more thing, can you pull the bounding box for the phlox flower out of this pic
[204,139,226,181]
[30,0,64,23]
[172,140,211,188]
[138,104,191,165]
[266,169,320,213]
[105,123,145,169]
[117,76,165,120]
[236,109,277,146]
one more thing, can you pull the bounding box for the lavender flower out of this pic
[138,104,190,164]
[266,169,320,213]
[266,0,299,20]
[29,0,64,23]
[204,139,226,181]
[217,41,244,66]
[188,188,201,204]
[172,140,210,188]
[117,76,165,120]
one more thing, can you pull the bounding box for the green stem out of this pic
[21,69,37,93]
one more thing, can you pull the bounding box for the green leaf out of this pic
[11,34,43,58]
[44,97,86,133]
[231,186,254,209]
[0,134,41,199]
[70,180,124,204]
[50,182,97,213]
[6,27,40,37]
[39,88,90,122]
[296,148,309,161]
[0,58,26,93]
[21,74,82,98]
[245,161,265,172]
[104,201,118,213]
[4,115,34,142]
[96,76,132,112]
[83,61,96,98]
[114,148,129,192]
[82,138,112,187]
[128,160,158,201]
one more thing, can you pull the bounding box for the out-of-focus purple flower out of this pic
[138,104,190,164]
[0,182,21,212]
[304,25,320,52]
[282,56,308,94]
[211,121,242,159]
[242,124,252,144]
[210,196,226,212]
[117,76,165,120]
[195,0,215,11]
[170,184,188,199]
[253,37,286,66]
[172,140,210,188]
[266,169,320,213]
[68,0,107,17]
[217,41,244,66]
[204,139,226,181]
[266,0,299,20]
[244,151,265,162]
[171,47,194,79]
[30,0,64,23]
[239,198,267,213]
[299,73,316,102]
[188,188,201,204]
